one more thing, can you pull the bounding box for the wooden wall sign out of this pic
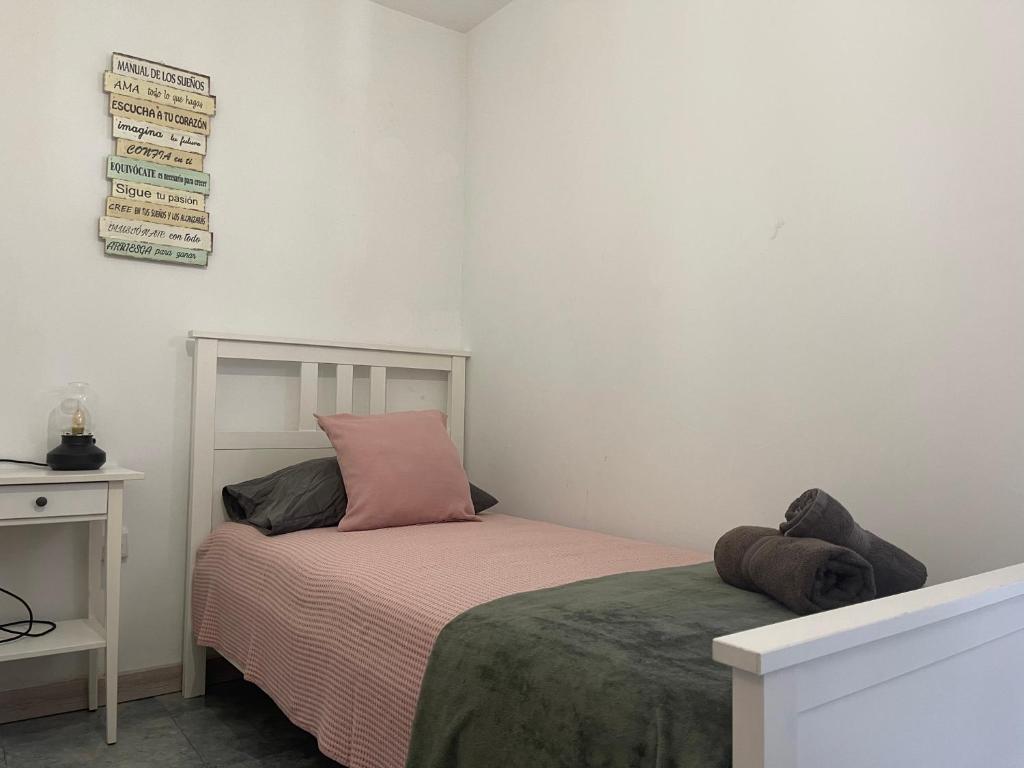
[112,116,206,155]
[105,239,208,267]
[104,72,216,115]
[111,53,210,95]
[107,156,210,195]
[115,138,204,170]
[100,216,212,251]
[105,197,210,230]
[110,180,205,211]
[101,54,215,267]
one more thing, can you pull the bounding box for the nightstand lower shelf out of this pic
[0,618,106,663]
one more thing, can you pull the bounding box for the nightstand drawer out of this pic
[0,483,107,522]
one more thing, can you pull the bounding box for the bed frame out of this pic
[181,330,1024,768]
[180,330,469,699]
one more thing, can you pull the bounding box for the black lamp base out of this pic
[46,434,107,471]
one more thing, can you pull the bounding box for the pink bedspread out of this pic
[191,514,709,768]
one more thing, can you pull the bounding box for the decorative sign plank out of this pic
[105,239,208,267]
[107,155,211,194]
[109,94,211,136]
[110,179,205,211]
[112,116,206,155]
[104,72,216,115]
[115,138,203,171]
[99,216,212,251]
[111,53,211,95]
[105,196,209,230]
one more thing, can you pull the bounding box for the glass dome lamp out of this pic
[46,382,106,470]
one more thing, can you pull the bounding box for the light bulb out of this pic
[71,407,86,435]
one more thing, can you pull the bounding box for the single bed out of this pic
[182,330,1024,768]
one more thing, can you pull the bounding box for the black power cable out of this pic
[1,586,57,644]
[0,458,48,467]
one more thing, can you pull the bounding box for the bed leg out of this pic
[182,639,207,698]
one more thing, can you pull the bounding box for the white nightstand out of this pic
[0,464,143,744]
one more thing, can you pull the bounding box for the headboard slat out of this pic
[298,362,318,430]
[336,364,354,414]
[369,366,387,414]
[448,357,466,460]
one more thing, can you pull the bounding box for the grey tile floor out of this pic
[0,680,342,768]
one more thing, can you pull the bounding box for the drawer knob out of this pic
[34,496,48,508]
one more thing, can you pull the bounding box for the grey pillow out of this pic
[223,457,499,535]
[223,457,346,535]
[469,483,499,513]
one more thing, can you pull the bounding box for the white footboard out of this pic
[714,562,1024,768]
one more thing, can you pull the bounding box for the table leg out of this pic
[88,520,104,711]
[104,482,124,745]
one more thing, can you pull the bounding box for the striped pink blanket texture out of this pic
[191,514,709,768]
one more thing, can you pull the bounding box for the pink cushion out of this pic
[316,410,478,532]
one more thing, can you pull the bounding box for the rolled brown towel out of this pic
[781,489,927,597]
[714,526,877,615]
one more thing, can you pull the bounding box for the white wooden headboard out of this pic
[180,330,470,697]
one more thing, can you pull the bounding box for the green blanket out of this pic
[406,562,796,768]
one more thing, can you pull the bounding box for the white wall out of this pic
[0,0,466,690]
[463,0,1024,585]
